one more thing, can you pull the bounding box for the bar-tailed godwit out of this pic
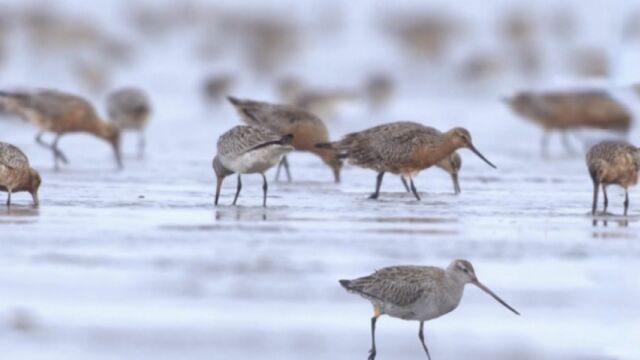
[0,89,122,170]
[227,96,342,182]
[213,125,294,207]
[504,90,631,156]
[318,121,494,200]
[587,141,639,216]
[106,87,152,158]
[340,260,519,360]
[0,142,41,206]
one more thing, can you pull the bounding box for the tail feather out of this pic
[246,134,294,152]
[339,279,351,289]
[227,96,241,106]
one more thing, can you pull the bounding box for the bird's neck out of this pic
[86,119,114,140]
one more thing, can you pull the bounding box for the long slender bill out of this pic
[468,144,497,169]
[472,280,520,315]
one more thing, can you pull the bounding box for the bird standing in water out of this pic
[340,260,520,359]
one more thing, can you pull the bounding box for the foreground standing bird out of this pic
[0,89,122,170]
[318,122,494,200]
[227,96,342,182]
[340,260,520,360]
[106,87,152,158]
[213,125,294,207]
[0,142,41,206]
[586,141,639,216]
[504,90,631,156]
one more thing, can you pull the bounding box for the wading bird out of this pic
[213,125,294,207]
[0,89,122,170]
[340,260,519,360]
[0,142,41,206]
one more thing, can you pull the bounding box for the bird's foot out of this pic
[367,348,377,360]
[368,193,379,200]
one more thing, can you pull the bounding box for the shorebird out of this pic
[213,125,294,207]
[0,142,41,206]
[504,90,631,156]
[318,122,494,200]
[227,96,342,183]
[0,89,122,170]
[340,260,520,360]
[586,141,639,216]
[106,87,152,158]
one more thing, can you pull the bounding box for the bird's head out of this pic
[446,127,496,169]
[448,259,520,315]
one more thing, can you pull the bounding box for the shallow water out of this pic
[2,0,640,359]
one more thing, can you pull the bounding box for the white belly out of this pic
[221,146,293,174]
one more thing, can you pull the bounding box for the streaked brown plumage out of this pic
[213,125,294,207]
[0,89,122,170]
[340,260,519,360]
[227,96,342,183]
[505,90,632,156]
[0,142,41,206]
[321,121,495,200]
[106,87,152,158]
[586,141,640,216]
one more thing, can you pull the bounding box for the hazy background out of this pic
[1,1,639,359]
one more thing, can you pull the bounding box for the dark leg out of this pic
[418,321,432,360]
[369,172,385,199]
[602,185,608,214]
[400,177,411,192]
[409,178,421,201]
[591,181,599,215]
[261,173,268,207]
[368,316,378,360]
[232,175,242,205]
[624,190,629,216]
[274,157,284,181]
[6,189,11,206]
[282,156,292,182]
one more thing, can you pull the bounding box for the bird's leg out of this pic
[591,180,599,216]
[282,155,292,182]
[624,190,629,216]
[6,189,11,206]
[261,173,268,208]
[400,176,411,192]
[274,157,284,181]
[602,185,608,214]
[409,178,421,201]
[51,134,68,165]
[561,131,577,155]
[368,314,379,360]
[232,175,242,205]
[541,130,550,158]
[418,321,432,360]
[138,131,146,159]
[369,171,384,200]
[369,172,385,200]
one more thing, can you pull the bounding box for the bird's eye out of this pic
[462,268,469,273]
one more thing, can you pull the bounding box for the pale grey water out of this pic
[1,0,640,359]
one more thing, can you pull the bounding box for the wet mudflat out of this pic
[1,0,640,359]
[1,96,639,360]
